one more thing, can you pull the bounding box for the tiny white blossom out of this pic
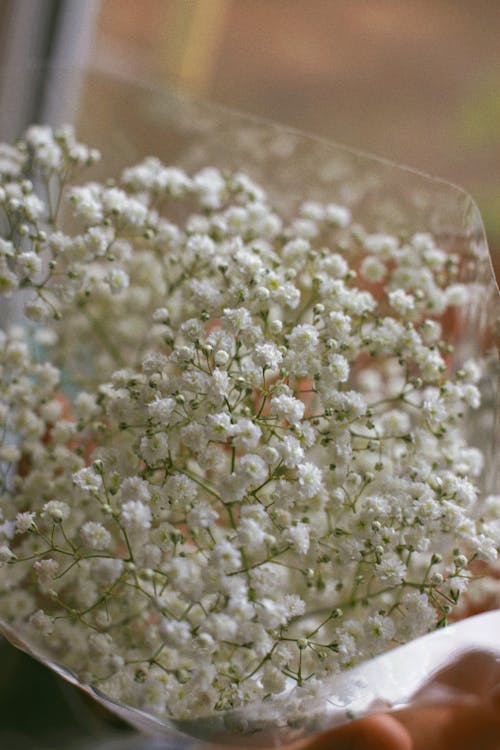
[81,522,112,549]
[17,252,42,281]
[287,523,310,554]
[446,284,469,306]
[0,545,15,563]
[297,462,323,498]
[388,289,415,316]
[73,467,102,492]
[147,397,176,423]
[232,419,262,450]
[236,454,268,488]
[287,324,319,354]
[121,501,152,531]
[375,555,407,585]
[327,353,350,382]
[15,512,36,534]
[29,609,54,636]
[107,268,129,293]
[140,432,169,464]
[365,614,396,649]
[461,359,482,384]
[119,477,152,504]
[206,412,234,441]
[360,255,386,282]
[364,233,399,258]
[33,558,59,584]
[271,394,305,424]
[277,435,304,468]
[254,342,283,370]
[325,203,351,227]
[261,664,287,694]
[187,501,218,529]
[41,500,70,523]
[210,540,242,572]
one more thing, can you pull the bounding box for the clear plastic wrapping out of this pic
[0,68,498,748]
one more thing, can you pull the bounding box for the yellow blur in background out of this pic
[94,0,500,275]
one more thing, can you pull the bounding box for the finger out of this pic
[413,649,500,703]
[397,707,449,750]
[437,704,500,750]
[298,714,412,750]
[398,704,500,750]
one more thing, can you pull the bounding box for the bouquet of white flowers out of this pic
[0,100,498,745]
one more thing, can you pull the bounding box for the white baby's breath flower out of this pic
[462,384,480,409]
[210,540,242,572]
[29,609,54,636]
[41,500,70,523]
[107,268,129,293]
[282,237,310,265]
[147,397,176,423]
[325,203,351,227]
[388,289,415,316]
[232,419,262,450]
[81,522,112,549]
[261,664,287,694]
[33,558,59,584]
[73,467,102,492]
[206,412,233,441]
[271,393,305,424]
[253,342,283,370]
[380,409,411,436]
[119,477,152,503]
[187,501,218,529]
[287,523,310,554]
[92,557,123,585]
[420,319,442,345]
[222,307,253,332]
[69,184,104,224]
[17,252,42,281]
[121,500,152,531]
[158,166,192,196]
[446,284,469,306]
[297,462,323,498]
[0,263,18,295]
[364,233,399,258]
[74,391,99,420]
[460,359,482,384]
[364,614,396,649]
[0,444,21,462]
[287,324,319,354]
[236,454,268,488]
[193,166,226,209]
[140,432,169,464]
[0,126,494,727]
[375,555,407,585]
[360,255,386,282]
[0,545,15,563]
[327,353,350,383]
[277,435,304,468]
[15,512,36,534]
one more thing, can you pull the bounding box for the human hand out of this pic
[396,649,500,750]
[281,649,500,750]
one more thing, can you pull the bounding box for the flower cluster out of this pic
[0,125,498,724]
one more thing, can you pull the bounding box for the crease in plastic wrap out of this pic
[0,68,498,748]
[2,611,499,748]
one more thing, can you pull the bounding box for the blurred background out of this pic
[0,1,498,747]
[0,0,498,269]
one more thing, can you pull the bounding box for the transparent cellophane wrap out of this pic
[0,69,499,748]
